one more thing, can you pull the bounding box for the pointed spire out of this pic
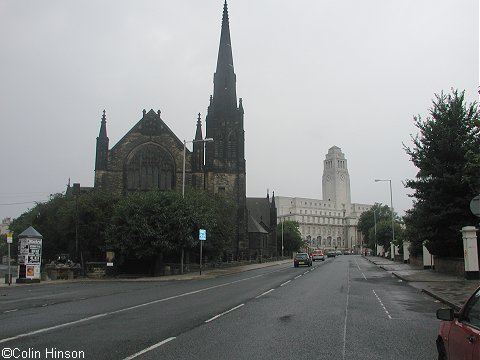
[213,0,237,111]
[95,109,109,172]
[98,109,108,138]
[195,113,203,141]
[271,191,276,208]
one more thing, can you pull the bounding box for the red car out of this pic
[436,286,480,360]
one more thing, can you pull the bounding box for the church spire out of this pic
[99,109,108,138]
[192,113,204,171]
[95,110,109,172]
[213,0,237,111]
[194,112,203,141]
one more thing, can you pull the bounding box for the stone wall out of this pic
[409,255,423,269]
[434,257,465,277]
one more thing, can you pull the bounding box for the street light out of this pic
[182,138,214,197]
[375,179,395,260]
[281,217,284,258]
[373,209,377,256]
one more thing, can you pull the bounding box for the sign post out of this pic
[6,232,12,285]
[199,229,206,275]
[470,195,480,217]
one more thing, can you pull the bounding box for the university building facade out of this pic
[276,146,372,252]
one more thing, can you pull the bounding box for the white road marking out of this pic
[373,290,392,319]
[255,289,274,299]
[294,275,302,279]
[362,272,367,280]
[0,272,267,344]
[4,309,18,313]
[342,265,351,360]
[280,280,291,287]
[303,271,309,275]
[205,303,245,323]
[354,258,362,270]
[123,337,176,360]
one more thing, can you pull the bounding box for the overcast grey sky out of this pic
[0,0,478,222]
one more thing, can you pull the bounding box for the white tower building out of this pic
[276,146,372,253]
[322,146,351,207]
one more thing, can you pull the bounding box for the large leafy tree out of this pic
[276,220,304,256]
[403,89,480,257]
[106,190,235,270]
[9,191,120,262]
[358,203,404,250]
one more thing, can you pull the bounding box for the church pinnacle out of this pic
[213,0,237,111]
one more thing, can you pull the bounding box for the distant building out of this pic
[276,146,372,251]
[0,217,11,235]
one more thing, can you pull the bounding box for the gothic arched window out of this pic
[227,133,237,158]
[214,137,224,157]
[126,144,175,192]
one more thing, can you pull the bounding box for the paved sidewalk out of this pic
[364,256,480,311]
[0,259,293,287]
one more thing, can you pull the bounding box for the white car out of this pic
[310,249,325,261]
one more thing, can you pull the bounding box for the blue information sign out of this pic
[199,229,206,241]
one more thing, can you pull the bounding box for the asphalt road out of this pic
[0,256,441,359]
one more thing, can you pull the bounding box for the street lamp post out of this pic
[375,179,395,260]
[373,209,377,256]
[281,217,284,258]
[182,137,213,274]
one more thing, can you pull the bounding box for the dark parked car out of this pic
[326,251,336,258]
[436,286,480,360]
[294,253,312,267]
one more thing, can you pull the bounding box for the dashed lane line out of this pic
[205,304,245,323]
[373,290,392,320]
[123,337,176,360]
[255,289,274,299]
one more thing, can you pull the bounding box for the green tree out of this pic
[277,220,303,256]
[9,191,119,263]
[357,203,392,248]
[403,89,480,257]
[358,203,404,251]
[106,190,235,272]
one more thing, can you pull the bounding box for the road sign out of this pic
[6,233,13,244]
[470,195,480,217]
[199,229,206,241]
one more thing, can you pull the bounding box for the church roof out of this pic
[110,109,185,153]
[248,214,269,234]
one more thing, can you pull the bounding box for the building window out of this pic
[215,137,224,157]
[227,133,237,158]
[126,143,174,192]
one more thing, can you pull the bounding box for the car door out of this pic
[447,288,480,360]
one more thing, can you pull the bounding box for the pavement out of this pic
[2,257,479,311]
[364,256,480,311]
[0,259,293,286]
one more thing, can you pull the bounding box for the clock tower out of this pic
[322,146,351,208]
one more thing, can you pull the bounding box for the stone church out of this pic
[89,1,276,260]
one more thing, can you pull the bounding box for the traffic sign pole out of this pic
[199,229,206,275]
[200,240,203,275]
